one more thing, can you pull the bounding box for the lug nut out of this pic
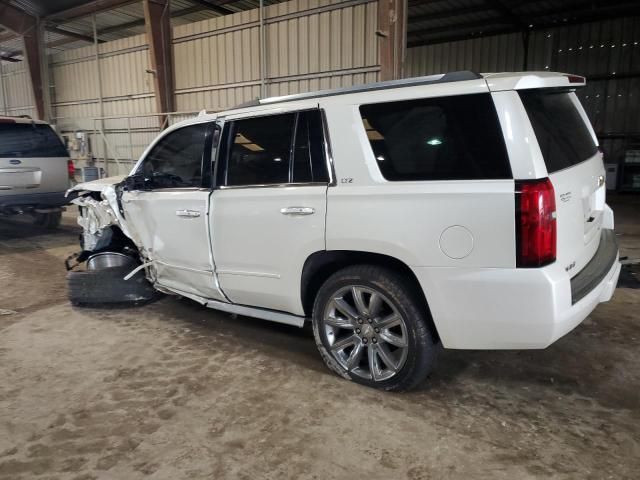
[372,337,377,343]
[374,328,380,333]
[362,338,368,344]
[356,328,361,334]
[368,318,372,324]
[358,318,364,324]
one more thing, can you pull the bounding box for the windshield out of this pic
[519,90,598,174]
[0,123,68,158]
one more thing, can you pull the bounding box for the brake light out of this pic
[515,178,557,267]
[67,159,75,179]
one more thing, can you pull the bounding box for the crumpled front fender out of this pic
[66,175,140,250]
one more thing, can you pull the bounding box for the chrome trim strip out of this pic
[320,108,337,186]
[155,259,213,274]
[218,182,328,190]
[217,269,281,279]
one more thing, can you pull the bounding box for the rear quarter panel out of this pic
[321,99,516,269]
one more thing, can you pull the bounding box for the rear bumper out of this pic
[413,229,621,349]
[0,191,69,209]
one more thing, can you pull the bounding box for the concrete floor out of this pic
[0,197,639,480]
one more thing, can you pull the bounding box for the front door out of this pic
[122,120,226,301]
[212,109,331,315]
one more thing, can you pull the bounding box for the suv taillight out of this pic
[67,159,75,179]
[515,178,557,268]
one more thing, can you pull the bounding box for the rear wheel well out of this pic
[301,251,438,340]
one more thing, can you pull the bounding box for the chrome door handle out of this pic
[280,207,315,216]
[176,209,201,218]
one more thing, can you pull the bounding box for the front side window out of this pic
[221,110,328,187]
[0,123,67,158]
[359,94,511,181]
[140,123,209,189]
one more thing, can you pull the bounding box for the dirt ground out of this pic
[0,196,639,480]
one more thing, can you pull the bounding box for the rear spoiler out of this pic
[485,72,586,92]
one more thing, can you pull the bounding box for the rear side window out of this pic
[519,90,598,173]
[359,94,511,181]
[0,123,67,158]
[226,113,295,186]
[222,110,328,186]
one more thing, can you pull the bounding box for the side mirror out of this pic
[123,172,147,191]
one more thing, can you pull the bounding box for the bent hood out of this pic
[66,174,127,195]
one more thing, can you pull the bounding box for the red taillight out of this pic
[67,159,75,179]
[515,178,557,267]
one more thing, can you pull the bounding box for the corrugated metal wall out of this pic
[173,0,379,111]
[51,34,155,130]
[42,0,379,174]
[405,17,640,172]
[49,34,157,172]
[0,60,36,118]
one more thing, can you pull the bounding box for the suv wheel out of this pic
[312,265,439,391]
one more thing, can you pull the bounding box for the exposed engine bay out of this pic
[64,176,159,305]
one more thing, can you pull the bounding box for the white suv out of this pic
[67,71,621,391]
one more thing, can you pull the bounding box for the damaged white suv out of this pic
[67,71,621,391]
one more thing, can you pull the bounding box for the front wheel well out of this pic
[301,251,438,340]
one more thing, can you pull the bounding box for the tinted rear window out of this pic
[0,123,67,158]
[519,90,598,173]
[359,93,511,181]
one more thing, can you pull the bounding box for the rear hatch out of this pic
[0,120,69,196]
[519,88,606,276]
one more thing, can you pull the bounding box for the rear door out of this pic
[0,121,68,196]
[211,109,330,315]
[519,89,606,275]
[122,121,226,301]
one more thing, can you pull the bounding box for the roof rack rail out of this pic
[234,98,261,108]
[258,71,482,105]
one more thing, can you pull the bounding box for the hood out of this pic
[66,175,127,196]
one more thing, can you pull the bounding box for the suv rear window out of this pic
[0,122,68,158]
[519,90,598,173]
[359,93,511,181]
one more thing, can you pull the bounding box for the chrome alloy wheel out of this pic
[322,286,409,381]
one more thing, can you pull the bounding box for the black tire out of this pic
[312,264,439,392]
[67,264,161,307]
[33,211,62,229]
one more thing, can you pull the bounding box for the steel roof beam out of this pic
[408,2,640,47]
[408,5,497,26]
[0,2,46,119]
[187,0,235,16]
[143,0,175,122]
[46,26,104,44]
[45,0,139,23]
